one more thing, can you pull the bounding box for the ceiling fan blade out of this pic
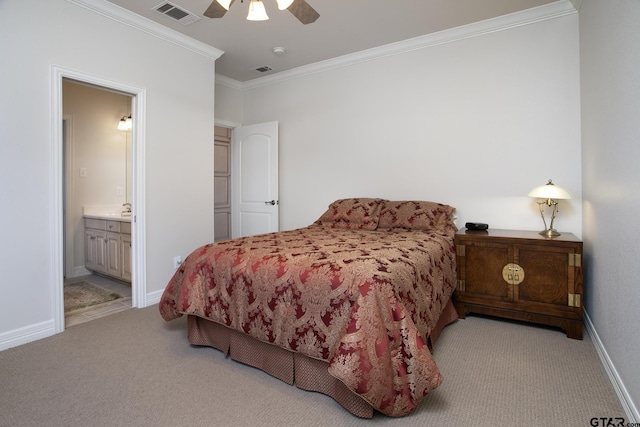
[203,0,235,18]
[287,0,319,24]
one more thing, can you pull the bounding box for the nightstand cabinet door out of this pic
[454,229,583,339]
[462,242,512,301]
[516,245,575,312]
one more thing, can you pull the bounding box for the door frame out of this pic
[62,114,73,279]
[51,66,148,333]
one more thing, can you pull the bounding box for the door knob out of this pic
[265,200,277,205]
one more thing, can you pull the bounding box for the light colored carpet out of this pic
[0,306,625,426]
[63,281,122,313]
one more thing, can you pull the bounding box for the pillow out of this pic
[314,198,385,230]
[378,200,456,232]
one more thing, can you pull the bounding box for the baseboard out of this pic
[0,320,56,351]
[584,310,639,423]
[145,289,163,306]
[68,266,91,278]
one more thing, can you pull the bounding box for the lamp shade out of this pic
[528,180,571,200]
[276,0,294,9]
[117,115,132,131]
[216,0,233,10]
[247,0,269,20]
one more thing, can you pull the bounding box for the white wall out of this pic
[580,0,640,419]
[235,13,582,234]
[0,0,217,347]
[215,78,243,127]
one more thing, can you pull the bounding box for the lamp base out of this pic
[539,229,561,238]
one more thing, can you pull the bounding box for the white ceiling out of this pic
[106,0,559,82]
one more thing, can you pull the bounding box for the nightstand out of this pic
[453,229,583,339]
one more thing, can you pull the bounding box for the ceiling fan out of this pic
[204,0,319,25]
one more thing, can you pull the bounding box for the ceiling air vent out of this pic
[153,2,201,25]
[254,66,273,73]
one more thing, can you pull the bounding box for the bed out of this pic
[159,198,458,418]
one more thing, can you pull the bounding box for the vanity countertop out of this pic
[83,205,132,222]
[83,213,131,222]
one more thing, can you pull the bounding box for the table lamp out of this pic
[528,179,571,237]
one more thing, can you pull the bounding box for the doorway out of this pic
[213,121,280,240]
[51,66,147,334]
[62,80,133,325]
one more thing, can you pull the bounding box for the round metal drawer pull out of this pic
[502,263,525,285]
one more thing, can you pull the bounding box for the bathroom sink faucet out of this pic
[122,203,132,213]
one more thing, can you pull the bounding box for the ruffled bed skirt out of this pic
[186,298,459,418]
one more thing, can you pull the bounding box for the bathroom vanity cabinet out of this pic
[85,217,132,283]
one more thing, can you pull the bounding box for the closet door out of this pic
[214,126,231,242]
[232,121,279,238]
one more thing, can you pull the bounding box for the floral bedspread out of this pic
[159,224,456,417]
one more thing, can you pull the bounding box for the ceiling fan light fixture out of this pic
[247,0,269,21]
[216,0,233,10]
[276,0,294,10]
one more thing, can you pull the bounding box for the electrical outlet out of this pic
[173,256,182,269]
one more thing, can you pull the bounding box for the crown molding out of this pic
[215,74,244,91]
[239,0,577,90]
[66,0,224,60]
[569,0,583,12]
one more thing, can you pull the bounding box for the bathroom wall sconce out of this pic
[117,115,132,131]
[528,179,571,238]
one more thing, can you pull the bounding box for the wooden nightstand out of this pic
[454,229,583,339]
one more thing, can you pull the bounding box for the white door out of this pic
[232,121,279,238]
